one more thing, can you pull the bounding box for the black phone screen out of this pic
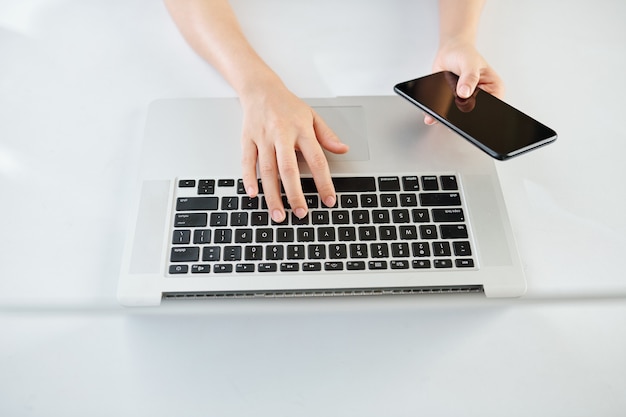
[394,71,557,160]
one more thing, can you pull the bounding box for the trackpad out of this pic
[310,106,370,162]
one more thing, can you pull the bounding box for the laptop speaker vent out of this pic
[163,285,484,300]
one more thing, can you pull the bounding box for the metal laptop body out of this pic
[118,96,525,306]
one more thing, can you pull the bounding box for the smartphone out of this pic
[394,71,557,160]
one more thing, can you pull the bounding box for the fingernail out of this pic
[459,85,471,98]
[247,186,255,197]
[324,196,336,207]
[294,207,307,219]
[272,209,284,222]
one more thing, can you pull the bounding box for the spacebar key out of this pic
[420,193,462,206]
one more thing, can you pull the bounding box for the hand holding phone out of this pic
[394,71,557,160]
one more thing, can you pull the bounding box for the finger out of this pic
[240,138,259,197]
[313,113,349,154]
[457,68,481,99]
[275,146,308,219]
[297,137,336,208]
[256,146,285,223]
[424,114,437,125]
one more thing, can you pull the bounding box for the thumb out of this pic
[313,113,349,154]
[456,68,481,99]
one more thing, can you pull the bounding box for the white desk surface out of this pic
[1,1,625,416]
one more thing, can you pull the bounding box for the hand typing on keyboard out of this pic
[164,0,504,221]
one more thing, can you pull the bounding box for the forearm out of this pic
[164,0,283,97]
[438,0,485,46]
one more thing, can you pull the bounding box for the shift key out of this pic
[420,193,461,206]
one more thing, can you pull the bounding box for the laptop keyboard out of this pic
[168,174,476,275]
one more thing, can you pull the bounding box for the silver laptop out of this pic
[118,96,525,306]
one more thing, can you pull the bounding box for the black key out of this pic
[420,193,462,207]
[178,179,196,188]
[191,264,211,274]
[338,227,357,241]
[456,259,475,268]
[251,211,269,226]
[291,213,309,225]
[287,244,305,260]
[174,213,207,227]
[241,197,259,210]
[412,242,430,257]
[221,196,238,210]
[352,210,370,224]
[230,211,248,226]
[324,261,344,271]
[412,209,430,223]
[198,179,215,194]
[379,226,397,241]
[432,241,452,256]
[255,228,273,243]
[169,264,188,274]
[170,247,200,262]
[391,242,410,257]
[276,228,295,242]
[214,264,233,273]
[193,229,212,244]
[332,176,376,192]
[360,194,378,207]
[234,228,253,243]
[218,179,235,187]
[399,194,418,207]
[329,244,348,259]
[440,175,459,190]
[392,209,410,223]
[412,259,431,269]
[266,245,284,260]
[280,262,299,272]
[368,260,388,270]
[358,226,377,241]
[297,228,315,242]
[176,197,218,211]
[311,211,330,225]
[378,176,400,191]
[434,259,453,268]
[236,263,255,273]
[390,260,410,269]
[172,230,191,244]
[380,194,398,207]
[419,225,438,239]
[453,241,472,256]
[302,262,322,271]
[300,178,317,193]
[440,224,469,239]
[223,246,242,261]
[210,212,228,226]
[317,227,336,241]
[350,244,368,258]
[340,194,359,208]
[372,210,390,224]
[202,246,221,261]
[332,210,350,224]
[304,195,319,208]
[213,229,232,243]
[432,208,465,222]
[399,225,418,240]
[347,261,366,270]
[370,243,389,258]
[308,244,326,259]
[244,245,263,261]
[237,179,246,194]
[258,263,278,272]
[421,176,439,191]
[402,176,420,191]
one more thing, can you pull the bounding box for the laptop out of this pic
[118,96,525,306]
